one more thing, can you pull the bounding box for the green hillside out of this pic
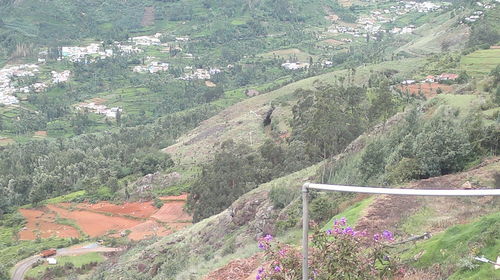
[0,0,499,279]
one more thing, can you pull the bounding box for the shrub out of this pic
[269,186,297,209]
[256,218,400,280]
[153,198,164,209]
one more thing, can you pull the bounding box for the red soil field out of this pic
[151,201,192,223]
[46,205,142,237]
[396,83,454,99]
[77,201,158,219]
[159,193,188,201]
[127,220,172,241]
[18,208,79,240]
[18,195,192,241]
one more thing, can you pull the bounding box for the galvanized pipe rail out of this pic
[302,183,500,280]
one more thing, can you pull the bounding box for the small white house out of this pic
[47,258,57,265]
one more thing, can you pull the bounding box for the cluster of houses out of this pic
[179,68,221,80]
[328,1,447,39]
[462,1,497,23]
[0,64,40,105]
[61,43,114,62]
[76,102,122,118]
[52,70,71,83]
[401,73,459,85]
[133,61,170,74]
[281,62,310,70]
[131,33,162,46]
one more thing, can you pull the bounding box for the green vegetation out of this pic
[26,252,104,278]
[461,49,500,76]
[323,196,376,230]
[402,212,500,280]
[0,0,499,279]
[0,238,73,272]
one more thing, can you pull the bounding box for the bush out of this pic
[269,186,297,209]
[256,218,400,279]
[153,198,164,209]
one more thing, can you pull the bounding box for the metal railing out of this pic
[301,183,500,280]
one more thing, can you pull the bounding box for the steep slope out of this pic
[163,57,425,167]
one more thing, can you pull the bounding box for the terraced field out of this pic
[18,195,191,241]
[461,48,500,76]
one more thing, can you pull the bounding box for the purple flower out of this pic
[343,227,354,235]
[258,267,264,274]
[326,229,333,235]
[373,233,381,241]
[383,230,394,241]
[279,249,286,257]
[339,217,347,226]
[274,265,282,272]
[258,242,265,250]
[256,275,261,280]
[264,234,273,242]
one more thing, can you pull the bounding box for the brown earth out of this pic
[160,193,188,201]
[18,195,191,240]
[127,220,172,241]
[18,208,80,240]
[34,131,47,137]
[151,201,191,223]
[76,201,158,219]
[322,39,344,46]
[205,81,217,87]
[47,204,141,237]
[203,254,263,280]
[396,83,454,99]
[356,157,500,237]
[0,137,14,145]
[141,6,155,27]
[89,97,107,104]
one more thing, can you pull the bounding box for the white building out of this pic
[281,62,310,70]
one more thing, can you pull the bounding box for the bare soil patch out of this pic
[0,137,14,145]
[356,157,500,237]
[322,39,344,46]
[127,220,172,241]
[18,208,80,240]
[396,83,454,99]
[34,131,47,137]
[77,201,157,219]
[46,205,141,237]
[159,194,188,201]
[205,81,217,87]
[88,97,107,104]
[151,201,192,223]
[141,6,155,27]
[203,253,263,280]
[19,195,191,240]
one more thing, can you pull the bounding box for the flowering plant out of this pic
[256,218,399,280]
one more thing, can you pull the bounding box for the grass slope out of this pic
[403,212,500,280]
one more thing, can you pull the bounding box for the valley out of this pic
[0,0,498,279]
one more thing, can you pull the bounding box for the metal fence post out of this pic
[300,182,500,280]
[302,183,310,280]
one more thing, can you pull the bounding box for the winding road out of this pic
[11,244,122,280]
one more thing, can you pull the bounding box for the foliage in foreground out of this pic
[257,218,400,280]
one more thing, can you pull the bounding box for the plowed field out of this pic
[18,194,191,241]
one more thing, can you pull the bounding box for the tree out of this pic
[187,140,267,222]
[413,108,472,177]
